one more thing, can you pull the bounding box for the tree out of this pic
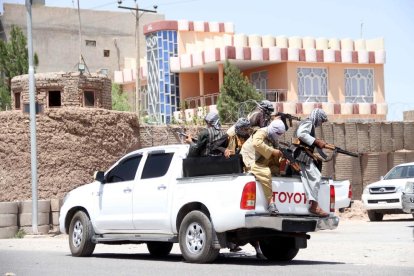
[0,25,38,110]
[216,61,263,123]
[111,83,130,111]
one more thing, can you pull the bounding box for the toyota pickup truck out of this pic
[59,144,351,263]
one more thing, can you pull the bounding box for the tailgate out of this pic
[271,176,332,215]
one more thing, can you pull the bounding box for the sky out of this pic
[1,0,414,121]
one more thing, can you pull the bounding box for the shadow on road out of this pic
[88,252,345,266]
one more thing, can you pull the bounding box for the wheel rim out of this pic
[185,222,206,254]
[72,220,83,248]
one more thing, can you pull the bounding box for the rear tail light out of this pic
[348,184,353,199]
[330,185,335,212]
[240,181,256,210]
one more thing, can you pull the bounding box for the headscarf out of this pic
[267,119,286,144]
[258,100,274,115]
[204,111,221,130]
[234,117,251,139]
[309,108,328,127]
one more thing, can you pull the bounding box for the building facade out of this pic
[0,3,164,79]
[115,19,387,124]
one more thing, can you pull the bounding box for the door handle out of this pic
[157,184,167,190]
[123,187,132,193]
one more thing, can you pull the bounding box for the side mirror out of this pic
[380,176,384,180]
[94,171,105,183]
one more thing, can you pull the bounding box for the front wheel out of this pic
[367,210,384,221]
[259,237,299,261]
[178,210,219,263]
[147,242,173,257]
[69,211,96,257]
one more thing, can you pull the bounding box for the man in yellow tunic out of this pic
[240,119,286,214]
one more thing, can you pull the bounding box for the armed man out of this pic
[292,108,330,217]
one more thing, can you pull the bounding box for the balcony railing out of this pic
[258,89,288,102]
[184,93,220,109]
[183,89,288,110]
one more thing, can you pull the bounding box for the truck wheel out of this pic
[367,210,384,221]
[259,237,299,261]
[179,210,219,263]
[69,211,96,257]
[147,242,173,257]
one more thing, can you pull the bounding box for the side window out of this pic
[106,155,142,183]
[141,153,174,179]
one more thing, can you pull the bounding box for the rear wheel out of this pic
[367,210,384,221]
[259,237,299,261]
[179,210,219,263]
[69,211,96,257]
[147,242,173,257]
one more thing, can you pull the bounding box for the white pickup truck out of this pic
[59,144,351,263]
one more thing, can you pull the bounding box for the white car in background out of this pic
[362,162,414,221]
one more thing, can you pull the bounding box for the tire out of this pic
[68,211,96,257]
[259,237,299,261]
[178,210,219,263]
[147,242,173,257]
[367,210,384,221]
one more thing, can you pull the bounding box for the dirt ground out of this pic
[336,200,413,221]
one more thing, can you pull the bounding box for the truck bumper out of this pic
[402,193,414,214]
[245,213,339,232]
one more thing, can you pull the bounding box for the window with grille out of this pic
[297,68,328,102]
[251,71,268,92]
[344,69,374,103]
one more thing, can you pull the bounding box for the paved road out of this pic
[0,215,413,275]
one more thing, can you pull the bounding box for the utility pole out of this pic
[25,0,38,235]
[118,1,157,121]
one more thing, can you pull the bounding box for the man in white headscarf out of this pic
[185,111,226,157]
[293,108,329,217]
[241,119,286,214]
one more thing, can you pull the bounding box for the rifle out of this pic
[278,142,301,172]
[324,144,359,158]
[176,131,198,142]
[276,112,301,130]
[291,138,359,161]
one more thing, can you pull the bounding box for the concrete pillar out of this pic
[199,69,205,106]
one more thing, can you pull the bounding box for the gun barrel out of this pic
[337,148,359,157]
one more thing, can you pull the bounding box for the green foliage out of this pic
[14,228,26,239]
[0,80,11,111]
[216,61,263,123]
[111,83,130,111]
[0,25,39,110]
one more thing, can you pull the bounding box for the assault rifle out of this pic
[278,144,301,172]
[324,144,359,158]
[275,112,301,131]
[291,138,359,160]
[177,131,198,142]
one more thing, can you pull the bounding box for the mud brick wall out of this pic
[0,108,140,201]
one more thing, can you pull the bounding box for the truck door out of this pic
[94,154,142,231]
[133,151,174,232]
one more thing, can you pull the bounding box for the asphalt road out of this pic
[0,215,413,276]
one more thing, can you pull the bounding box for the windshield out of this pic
[384,165,414,180]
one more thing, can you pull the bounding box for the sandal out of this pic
[267,202,279,215]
